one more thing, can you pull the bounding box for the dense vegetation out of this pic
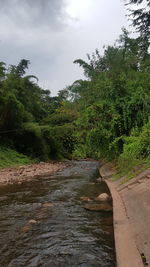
[0,59,78,162]
[0,146,32,168]
[69,29,150,170]
[0,0,149,173]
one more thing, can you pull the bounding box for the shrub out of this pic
[117,118,150,172]
[0,146,32,168]
[14,123,49,160]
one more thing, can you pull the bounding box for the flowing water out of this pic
[0,160,116,267]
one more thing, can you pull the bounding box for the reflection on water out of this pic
[0,161,116,267]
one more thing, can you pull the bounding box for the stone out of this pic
[84,203,112,212]
[80,196,93,202]
[28,219,37,224]
[96,177,102,182]
[42,202,54,208]
[96,193,111,202]
[22,225,32,233]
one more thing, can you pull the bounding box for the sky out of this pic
[0,0,130,96]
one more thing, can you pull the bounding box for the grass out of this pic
[112,156,150,184]
[0,146,33,168]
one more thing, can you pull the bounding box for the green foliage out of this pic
[40,126,60,159]
[0,146,32,168]
[68,29,150,168]
[0,92,26,130]
[0,59,77,163]
[125,0,150,41]
[0,62,6,80]
[0,21,150,171]
[44,103,79,126]
[13,123,48,160]
[50,124,77,158]
[119,118,150,160]
[12,122,76,161]
[72,144,87,159]
[114,118,150,179]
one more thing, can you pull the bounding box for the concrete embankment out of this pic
[100,163,150,267]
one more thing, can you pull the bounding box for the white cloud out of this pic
[0,0,130,96]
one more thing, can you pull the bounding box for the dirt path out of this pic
[100,163,150,267]
[0,161,68,186]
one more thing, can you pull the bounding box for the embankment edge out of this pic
[99,164,143,267]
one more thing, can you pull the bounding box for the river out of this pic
[0,160,116,267]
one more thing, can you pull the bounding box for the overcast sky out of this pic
[0,0,130,96]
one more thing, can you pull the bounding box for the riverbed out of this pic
[0,160,116,267]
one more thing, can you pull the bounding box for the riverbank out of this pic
[0,161,68,186]
[100,162,150,267]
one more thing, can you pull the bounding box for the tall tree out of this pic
[125,0,150,42]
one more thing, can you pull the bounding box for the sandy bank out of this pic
[100,163,150,267]
[0,161,68,186]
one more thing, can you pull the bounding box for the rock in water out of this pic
[96,177,102,182]
[42,202,54,208]
[22,225,32,233]
[28,219,37,224]
[84,203,112,212]
[96,193,111,202]
[80,196,93,202]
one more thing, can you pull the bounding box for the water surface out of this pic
[0,160,116,267]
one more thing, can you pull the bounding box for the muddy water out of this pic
[0,161,116,267]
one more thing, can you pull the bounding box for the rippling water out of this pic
[0,161,116,267]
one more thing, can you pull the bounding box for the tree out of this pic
[8,59,30,77]
[69,29,150,160]
[0,62,6,80]
[125,0,150,42]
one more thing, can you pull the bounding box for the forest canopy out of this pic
[0,0,149,172]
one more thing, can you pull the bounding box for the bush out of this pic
[50,124,77,158]
[117,118,150,172]
[41,126,61,159]
[0,146,32,168]
[12,123,76,160]
[14,123,49,161]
